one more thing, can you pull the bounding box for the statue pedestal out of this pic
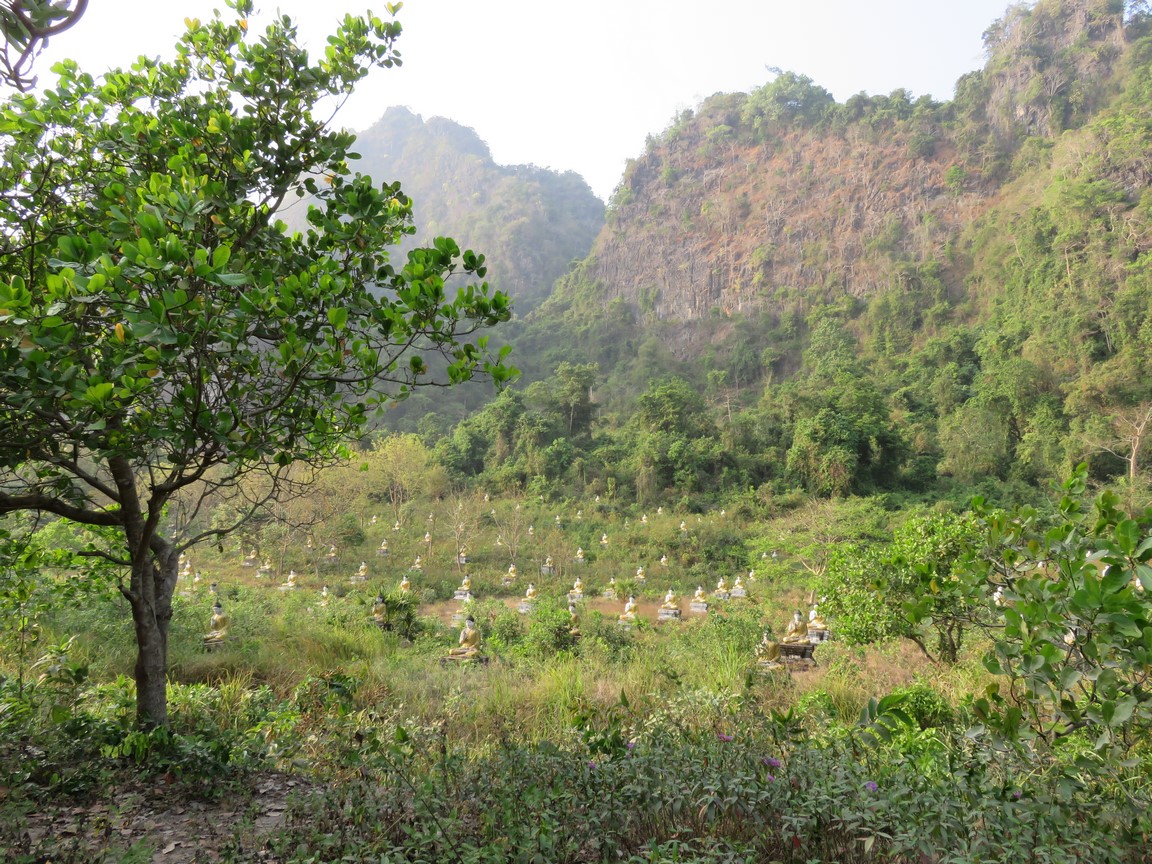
[780,642,817,668]
[518,600,535,614]
[657,607,681,622]
[241,556,257,569]
[756,658,784,672]
[567,591,583,603]
[730,587,747,599]
[203,639,228,652]
[323,554,338,568]
[617,620,635,630]
[457,555,469,566]
[689,601,709,614]
[453,590,472,602]
[376,548,389,557]
[808,628,829,644]
[373,619,391,632]
[441,653,489,666]
[540,565,554,576]
[256,566,272,579]
[712,591,731,601]
[573,557,586,565]
[350,575,366,585]
[501,577,515,587]
[602,589,617,600]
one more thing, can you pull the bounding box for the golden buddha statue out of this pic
[733,575,744,590]
[600,533,609,547]
[635,566,646,581]
[525,582,537,599]
[715,576,729,593]
[693,585,706,602]
[575,547,585,561]
[280,570,297,590]
[320,585,330,606]
[756,630,781,665]
[809,606,827,630]
[447,616,481,659]
[372,595,387,623]
[412,555,422,570]
[507,563,517,578]
[659,555,668,567]
[460,574,472,593]
[399,574,411,593]
[661,588,678,609]
[782,610,808,643]
[204,601,229,644]
[641,513,648,524]
[568,603,582,636]
[619,595,638,623]
[356,561,368,578]
[544,555,553,567]
[572,576,584,594]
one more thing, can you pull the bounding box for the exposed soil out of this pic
[6,772,307,864]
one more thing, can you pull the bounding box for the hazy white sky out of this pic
[37,0,1014,200]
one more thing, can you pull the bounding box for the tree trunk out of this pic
[129,550,177,729]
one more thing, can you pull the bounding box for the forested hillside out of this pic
[446,0,1152,505]
[339,106,604,314]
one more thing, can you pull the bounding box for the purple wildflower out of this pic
[717,733,733,742]
[589,760,597,769]
[763,757,781,769]
[765,774,776,782]
[864,781,878,793]
[626,741,635,751]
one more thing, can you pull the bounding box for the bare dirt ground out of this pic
[5,772,308,863]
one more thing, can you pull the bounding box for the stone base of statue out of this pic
[713,591,730,601]
[730,587,747,599]
[453,589,472,602]
[451,608,467,626]
[502,576,515,587]
[573,557,586,565]
[689,601,709,614]
[756,657,784,672]
[457,555,469,566]
[376,547,389,557]
[567,591,583,603]
[350,575,367,585]
[256,566,272,578]
[540,565,554,576]
[279,583,297,592]
[441,652,488,665]
[780,641,816,667]
[618,619,635,630]
[373,618,391,632]
[635,575,646,584]
[602,589,617,600]
[241,556,257,568]
[323,554,338,568]
[518,599,535,614]
[657,607,681,622]
[202,637,228,652]
[808,628,830,644]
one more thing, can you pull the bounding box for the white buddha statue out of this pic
[357,561,368,578]
[204,601,229,644]
[660,555,668,567]
[693,586,706,602]
[635,566,646,581]
[399,574,411,593]
[619,595,638,623]
[575,547,585,561]
[525,582,537,600]
[661,588,678,609]
[600,533,609,547]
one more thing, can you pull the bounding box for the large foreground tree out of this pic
[0,1,512,727]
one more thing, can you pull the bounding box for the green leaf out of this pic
[328,307,348,330]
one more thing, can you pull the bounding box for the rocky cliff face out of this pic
[582,0,1128,328]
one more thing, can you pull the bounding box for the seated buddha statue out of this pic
[641,513,648,524]
[378,538,389,552]
[733,575,744,590]
[659,555,668,567]
[320,585,330,606]
[203,602,230,645]
[412,555,422,570]
[715,576,729,594]
[507,563,517,578]
[447,616,481,659]
[619,595,638,623]
[399,574,411,593]
[755,630,781,665]
[545,555,554,567]
[280,570,297,590]
[661,588,679,609]
[575,547,585,562]
[600,533,609,547]
[460,574,472,593]
[568,603,582,637]
[635,566,646,582]
[571,576,584,595]
[809,606,827,630]
[782,610,808,643]
[372,594,387,624]
[525,582,538,599]
[693,586,707,602]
